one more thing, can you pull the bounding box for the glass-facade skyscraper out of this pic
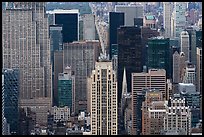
[2,69,19,134]
[147,37,171,79]
[109,12,124,59]
[49,24,63,106]
[58,66,75,112]
[173,2,187,38]
[117,26,143,103]
[50,9,79,43]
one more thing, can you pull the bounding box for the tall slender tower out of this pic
[196,47,202,119]
[196,47,202,94]
[90,61,118,135]
[109,12,124,59]
[2,2,52,126]
[180,31,190,62]
[173,51,180,83]
[163,2,173,38]
[122,67,128,97]
[121,67,128,115]
[179,52,186,82]
[173,2,187,38]
[186,27,197,65]
[120,67,128,133]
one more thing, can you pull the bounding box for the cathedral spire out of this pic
[122,67,127,96]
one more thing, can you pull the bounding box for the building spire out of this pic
[122,67,127,96]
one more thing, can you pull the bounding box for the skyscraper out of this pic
[196,47,202,94]
[109,12,124,59]
[141,26,160,67]
[196,47,202,120]
[83,14,96,40]
[173,2,187,38]
[147,37,171,79]
[173,51,180,83]
[49,24,63,106]
[2,73,9,135]
[53,51,63,106]
[58,66,75,112]
[196,30,202,48]
[179,52,186,82]
[180,31,190,62]
[170,12,176,38]
[186,27,196,65]
[2,2,52,126]
[2,69,19,134]
[49,24,63,67]
[90,61,118,135]
[63,40,99,113]
[48,9,79,43]
[117,26,143,103]
[115,5,144,26]
[163,2,173,38]
[132,69,166,135]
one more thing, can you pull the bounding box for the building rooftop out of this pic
[115,5,143,8]
[46,9,79,14]
[145,15,155,20]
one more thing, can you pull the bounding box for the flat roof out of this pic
[46,9,79,14]
[115,5,143,8]
[178,83,195,86]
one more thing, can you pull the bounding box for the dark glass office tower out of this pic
[186,27,196,65]
[49,24,63,52]
[54,11,79,43]
[147,37,171,79]
[196,30,202,48]
[58,67,75,112]
[109,12,124,59]
[49,24,63,106]
[117,26,143,102]
[2,69,19,135]
[141,26,159,68]
[53,51,63,106]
